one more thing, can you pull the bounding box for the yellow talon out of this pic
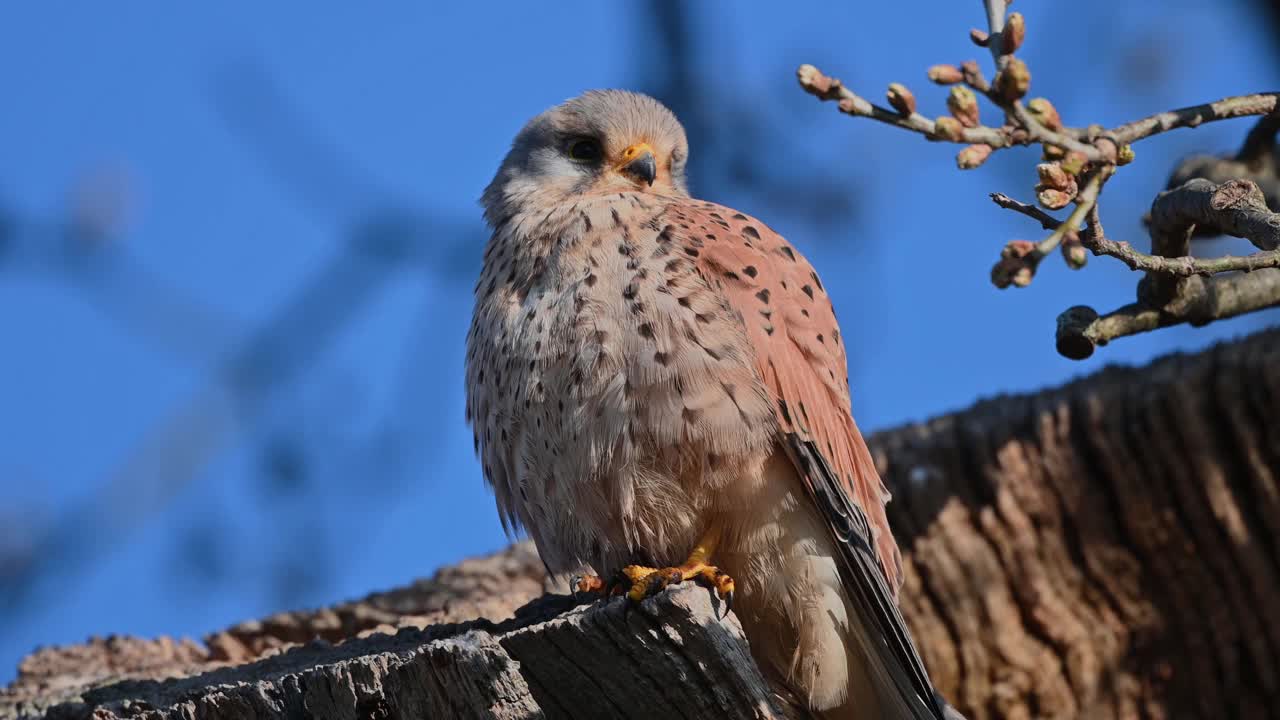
[574,569,634,596]
[622,565,660,585]
[574,574,606,594]
[617,524,735,614]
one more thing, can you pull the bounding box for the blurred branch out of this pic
[1255,0,1280,65]
[0,235,397,614]
[639,0,862,234]
[1164,108,1280,215]
[0,213,239,363]
[212,64,391,218]
[0,65,485,622]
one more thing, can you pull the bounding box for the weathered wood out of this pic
[10,588,793,720]
[1,544,555,719]
[5,328,1279,719]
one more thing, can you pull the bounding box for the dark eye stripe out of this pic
[568,138,602,162]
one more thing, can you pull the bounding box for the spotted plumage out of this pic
[466,90,953,720]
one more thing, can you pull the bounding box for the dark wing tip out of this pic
[786,434,951,720]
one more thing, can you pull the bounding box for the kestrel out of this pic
[466,90,954,719]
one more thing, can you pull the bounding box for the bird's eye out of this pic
[567,138,602,162]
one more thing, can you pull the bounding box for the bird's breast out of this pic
[467,194,776,572]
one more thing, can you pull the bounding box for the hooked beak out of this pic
[618,143,657,186]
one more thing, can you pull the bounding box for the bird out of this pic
[466,89,955,719]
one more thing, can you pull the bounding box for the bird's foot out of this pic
[574,525,733,613]
[571,569,629,597]
[621,562,735,615]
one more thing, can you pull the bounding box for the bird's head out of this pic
[482,90,689,226]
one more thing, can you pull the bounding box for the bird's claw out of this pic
[572,573,604,595]
[572,570,630,598]
[620,563,735,617]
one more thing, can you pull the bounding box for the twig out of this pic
[1035,169,1108,256]
[1097,241,1280,276]
[1150,178,1280,252]
[996,200,1280,277]
[800,72,1275,165]
[1010,101,1109,162]
[800,1,1280,358]
[1085,201,1105,241]
[1111,94,1280,146]
[990,192,1060,230]
[979,0,1110,162]
[982,0,1009,63]
[797,65,1010,148]
[960,61,991,96]
[992,183,1280,278]
[1055,269,1280,359]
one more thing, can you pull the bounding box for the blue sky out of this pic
[1,1,1276,682]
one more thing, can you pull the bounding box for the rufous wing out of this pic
[667,198,948,720]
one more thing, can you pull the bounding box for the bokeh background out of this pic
[2,1,1277,682]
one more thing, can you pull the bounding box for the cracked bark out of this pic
[5,328,1280,720]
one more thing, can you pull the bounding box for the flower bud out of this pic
[969,28,990,47]
[947,86,980,128]
[1117,144,1136,165]
[957,144,994,169]
[1059,151,1088,176]
[991,239,1038,289]
[1037,163,1071,191]
[960,60,984,87]
[1042,143,1067,161]
[1001,239,1034,260]
[1037,186,1073,210]
[834,96,875,115]
[886,83,916,116]
[1026,98,1062,130]
[1003,12,1026,54]
[797,64,838,97]
[995,58,1031,101]
[927,64,964,85]
[1061,236,1088,269]
[931,116,966,142]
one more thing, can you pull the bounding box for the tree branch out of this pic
[1111,94,1280,146]
[992,190,1280,277]
[1151,177,1280,252]
[1143,176,1280,306]
[1035,169,1107,257]
[1164,111,1280,225]
[796,64,1011,149]
[798,68,1276,166]
[994,175,1280,359]
[989,192,1060,230]
[1055,269,1280,359]
[797,1,1278,352]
